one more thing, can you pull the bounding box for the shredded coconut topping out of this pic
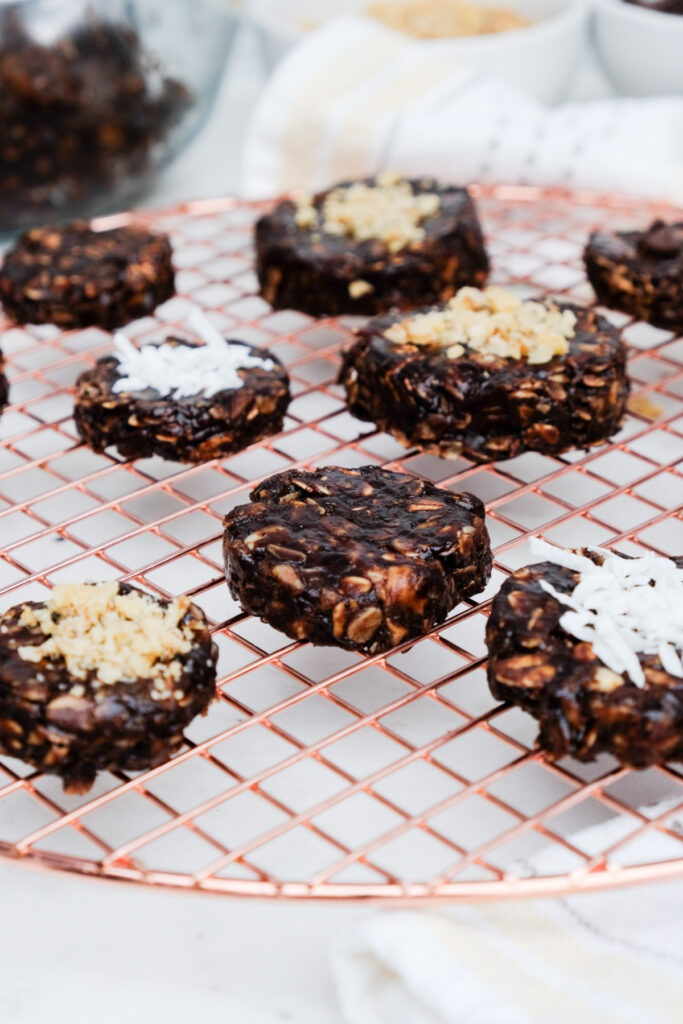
[384,286,576,364]
[18,582,196,688]
[294,170,440,252]
[530,537,683,688]
[112,307,273,399]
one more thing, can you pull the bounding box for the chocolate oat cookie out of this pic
[0,221,175,329]
[74,323,290,464]
[0,348,8,414]
[340,286,629,462]
[255,172,489,317]
[224,465,491,654]
[624,0,683,13]
[0,581,217,792]
[486,540,683,768]
[584,220,683,333]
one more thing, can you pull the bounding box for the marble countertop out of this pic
[1,859,359,1023]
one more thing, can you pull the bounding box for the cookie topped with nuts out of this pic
[486,539,683,768]
[340,291,629,462]
[0,581,217,792]
[0,220,175,329]
[223,465,492,654]
[255,174,489,317]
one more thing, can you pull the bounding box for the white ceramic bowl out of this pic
[248,0,589,104]
[594,0,683,96]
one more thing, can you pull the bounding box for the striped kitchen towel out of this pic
[243,15,683,205]
[330,801,683,1024]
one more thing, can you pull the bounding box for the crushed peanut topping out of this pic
[17,582,195,686]
[627,394,664,421]
[384,286,576,364]
[294,171,440,252]
[367,0,529,38]
[349,279,375,299]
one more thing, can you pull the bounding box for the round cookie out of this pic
[0,221,175,329]
[584,220,683,334]
[624,1,683,14]
[340,287,629,463]
[255,173,489,317]
[0,347,8,414]
[486,546,683,769]
[74,332,290,464]
[224,465,492,654]
[0,581,217,792]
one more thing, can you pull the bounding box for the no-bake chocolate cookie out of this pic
[624,0,683,13]
[584,220,683,334]
[224,465,491,654]
[0,348,8,414]
[256,172,489,317]
[340,287,630,462]
[0,581,217,792]
[74,324,290,464]
[0,221,175,329]
[486,540,683,768]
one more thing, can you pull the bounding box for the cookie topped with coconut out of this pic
[486,538,683,768]
[74,306,290,464]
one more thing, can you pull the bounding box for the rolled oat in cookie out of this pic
[256,174,488,317]
[340,287,629,462]
[223,465,491,654]
[0,221,175,329]
[0,581,217,792]
[74,309,290,464]
[486,538,683,768]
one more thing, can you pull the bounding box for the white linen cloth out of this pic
[331,802,683,1024]
[243,15,683,204]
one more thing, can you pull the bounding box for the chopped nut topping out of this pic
[367,0,529,38]
[292,200,317,229]
[18,582,195,686]
[384,286,576,364]
[294,173,440,252]
[627,394,664,420]
[349,279,375,299]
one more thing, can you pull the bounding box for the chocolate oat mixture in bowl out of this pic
[0,0,238,232]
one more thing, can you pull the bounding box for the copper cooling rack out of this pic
[0,184,681,901]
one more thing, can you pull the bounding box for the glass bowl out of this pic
[0,0,239,233]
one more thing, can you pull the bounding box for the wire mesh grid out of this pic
[0,184,681,901]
